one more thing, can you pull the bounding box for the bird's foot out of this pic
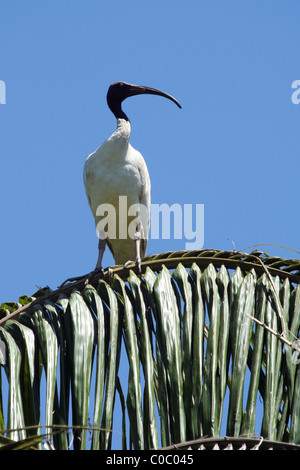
[123,258,142,276]
[84,267,105,286]
[123,260,135,269]
[59,267,105,288]
[59,274,87,288]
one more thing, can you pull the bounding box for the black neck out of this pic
[107,98,129,121]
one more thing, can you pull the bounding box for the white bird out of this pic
[83,81,181,280]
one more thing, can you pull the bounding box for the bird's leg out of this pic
[134,223,142,275]
[84,237,106,285]
[123,223,142,275]
[95,237,106,272]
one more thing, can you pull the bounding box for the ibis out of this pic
[83,81,181,280]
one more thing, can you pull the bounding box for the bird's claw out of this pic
[123,260,135,269]
[123,259,142,276]
[59,274,87,288]
[59,267,105,288]
[84,267,105,286]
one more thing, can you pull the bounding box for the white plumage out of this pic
[84,118,150,264]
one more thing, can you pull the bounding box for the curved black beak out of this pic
[107,81,181,120]
[125,83,181,109]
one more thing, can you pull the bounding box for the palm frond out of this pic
[0,249,299,449]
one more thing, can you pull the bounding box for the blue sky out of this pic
[1,1,300,304]
[1,0,300,449]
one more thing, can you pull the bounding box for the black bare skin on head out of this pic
[106,81,181,121]
[106,82,132,121]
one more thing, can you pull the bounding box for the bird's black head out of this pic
[106,81,181,121]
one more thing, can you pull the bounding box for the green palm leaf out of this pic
[0,249,299,450]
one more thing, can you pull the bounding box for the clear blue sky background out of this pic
[1,0,300,448]
[1,1,300,304]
